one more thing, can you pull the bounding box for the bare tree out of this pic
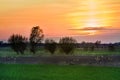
[29,26,44,54]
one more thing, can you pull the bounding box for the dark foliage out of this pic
[0,41,3,47]
[29,26,44,54]
[81,41,88,51]
[44,39,57,54]
[59,37,77,55]
[8,34,27,54]
[95,40,101,48]
[108,44,115,51]
[90,45,95,51]
[80,41,101,51]
[81,41,95,51]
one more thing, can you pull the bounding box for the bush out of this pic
[59,37,77,55]
[8,34,27,55]
[44,39,57,54]
[108,44,115,51]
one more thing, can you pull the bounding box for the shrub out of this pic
[44,39,57,54]
[8,34,27,55]
[59,37,77,55]
[108,44,115,51]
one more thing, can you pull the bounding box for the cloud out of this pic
[69,27,120,31]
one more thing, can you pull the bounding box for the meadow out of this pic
[0,47,120,57]
[0,64,120,80]
[0,47,120,80]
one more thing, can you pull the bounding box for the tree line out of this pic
[8,26,119,55]
[8,26,77,55]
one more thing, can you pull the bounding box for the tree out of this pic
[90,44,95,51]
[108,43,115,51]
[95,40,101,49]
[44,39,57,54]
[88,42,95,51]
[81,41,88,51]
[0,41,3,46]
[8,34,27,55]
[29,26,44,54]
[59,37,77,55]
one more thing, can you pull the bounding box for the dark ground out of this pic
[0,55,120,67]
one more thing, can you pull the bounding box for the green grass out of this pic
[0,47,45,57]
[0,64,120,80]
[74,48,120,56]
[0,47,120,57]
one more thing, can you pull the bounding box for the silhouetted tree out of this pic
[81,41,88,51]
[95,40,101,49]
[29,26,44,54]
[108,44,115,51]
[44,39,57,54]
[88,43,95,51]
[59,37,77,55]
[90,45,95,51]
[8,34,27,55]
[0,41,3,46]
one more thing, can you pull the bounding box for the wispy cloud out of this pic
[69,27,120,31]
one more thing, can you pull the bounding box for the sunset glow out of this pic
[0,0,120,42]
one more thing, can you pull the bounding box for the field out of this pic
[0,47,120,80]
[0,64,120,80]
[0,47,120,57]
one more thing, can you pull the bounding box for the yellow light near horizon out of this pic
[85,30,97,35]
[0,0,120,40]
[85,18,98,27]
[66,0,115,36]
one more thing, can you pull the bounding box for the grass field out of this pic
[0,47,120,57]
[0,47,120,80]
[0,64,120,80]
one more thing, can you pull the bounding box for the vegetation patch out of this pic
[0,64,120,80]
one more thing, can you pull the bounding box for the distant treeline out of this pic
[0,42,120,48]
[0,26,120,55]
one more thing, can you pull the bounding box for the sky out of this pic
[0,0,120,43]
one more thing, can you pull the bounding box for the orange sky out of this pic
[0,0,120,43]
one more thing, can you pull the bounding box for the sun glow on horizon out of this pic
[85,19,99,28]
[0,0,120,42]
[67,0,118,36]
[85,30,97,35]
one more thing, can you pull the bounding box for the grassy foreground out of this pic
[0,47,120,57]
[0,64,120,80]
